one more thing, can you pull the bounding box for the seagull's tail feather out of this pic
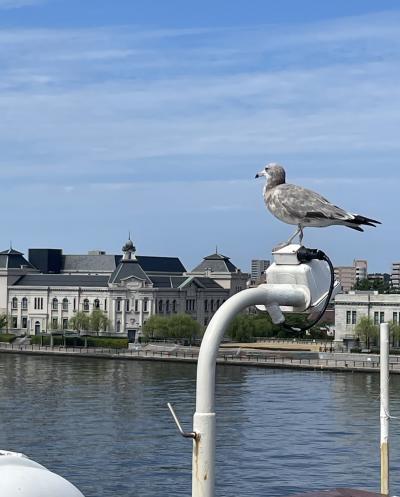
[345,214,381,231]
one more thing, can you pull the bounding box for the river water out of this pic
[0,354,399,497]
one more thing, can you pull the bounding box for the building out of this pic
[334,266,357,293]
[354,259,368,281]
[2,240,243,338]
[391,262,400,289]
[250,259,270,284]
[188,251,249,297]
[334,291,400,349]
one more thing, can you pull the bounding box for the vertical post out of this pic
[380,322,389,495]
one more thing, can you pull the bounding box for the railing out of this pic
[1,342,400,371]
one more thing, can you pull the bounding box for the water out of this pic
[0,354,399,497]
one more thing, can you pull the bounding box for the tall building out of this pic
[2,239,246,339]
[334,266,357,293]
[391,262,400,289]
[354,259,368,281]
[250,259,270,283]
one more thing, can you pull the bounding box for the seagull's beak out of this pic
[255,170,265,179]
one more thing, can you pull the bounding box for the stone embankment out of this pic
[0,342,399,374]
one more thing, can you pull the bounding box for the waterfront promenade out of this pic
[0,342,399,374]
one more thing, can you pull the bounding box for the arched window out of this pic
[11,297,18,309]
[166,300,170,313]
[94,299,100,309]
[62,298,69,311]
[158,300,163,313]
[22,297,28,310]
[172,300,177,313]
[116,299,121,312]
[83,299,89,312]
[52,298,58,310]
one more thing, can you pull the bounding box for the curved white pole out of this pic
[192,284,309,497]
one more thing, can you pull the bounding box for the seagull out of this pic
[255,163,381,246]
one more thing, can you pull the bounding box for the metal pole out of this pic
[380,322,389,495]
[192,284,309,497]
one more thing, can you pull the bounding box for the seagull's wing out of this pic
[274,184,353,222]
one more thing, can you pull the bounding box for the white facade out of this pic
[335,291,400,346]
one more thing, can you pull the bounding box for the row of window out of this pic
[11,317,69,330]
[116,299,148,313]
[11,297,107,312]
[204,299,224,312]
[346,310,399,326]
[158,299,177,314]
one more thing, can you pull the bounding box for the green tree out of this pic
[142,315,170,339]
[90,309,111,332]
[0,314,8,330]
[355,316,378,348]
[389,321,400,348]
[167,314,200,341]
[69,311,90,332]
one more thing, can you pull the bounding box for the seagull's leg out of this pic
[274,226,302,250]
[298,225,304,245]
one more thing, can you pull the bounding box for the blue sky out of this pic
[0,1,399,273]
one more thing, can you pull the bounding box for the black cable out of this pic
[281,247,335,333]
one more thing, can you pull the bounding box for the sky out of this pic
[0,0,399,273]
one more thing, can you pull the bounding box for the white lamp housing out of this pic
[0,451,85,497]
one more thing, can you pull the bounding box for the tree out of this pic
[69,311,90,332]
[0,314,8,330]
[90,309,111,332]
[355,316,378,348]
[389,321,400,348]
[143,314,201,341]
[143,315,170,339]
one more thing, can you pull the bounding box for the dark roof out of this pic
[13,274,109,287]
[136,256,186,274]
[61,254,122,273]
[149,275,223,289]
[109,260,152,285]
[191,252,238,273]
[0,249,35,270]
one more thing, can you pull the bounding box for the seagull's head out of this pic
[255,163,286,185]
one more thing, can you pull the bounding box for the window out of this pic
[116,320,121,333]
[94,299,100,309]
[62,318,68,330]
[12,316,18,328]
[380,312,385,323]
[166,300,170,313]
[135,300,139,312]
[62,298,69,311]
[22,317,27,329]
[346,311,351,325]
[34,298,43,310]
[393,312,398,325]
[52,298,58,310]
[11,297,18,309]
[126,299,130,312]
[158,300,163,313]
[211,300,214,312]
[204,317,208,326]
[204,300,208,312]
[216,299,220,309]
[83,299,89,312]
[374,312,379,326]
[22,297,28,310]
[143,300,148,312]
[116,299,121,312]
[73,298,76,311]
[186,299,195,312]
[52,318,58,330]
[104,299,107,311]
[172,300,176,313]
[352,311,357,325]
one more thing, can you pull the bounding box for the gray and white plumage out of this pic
[255,163,381,235]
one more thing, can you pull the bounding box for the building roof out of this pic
[0,249,35,270]
[191,252,238,273]
[149,275,223,289]
[13,274,109,287]
[109,260,152,285]
[136,255,186,274]
[61,254,122,273]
